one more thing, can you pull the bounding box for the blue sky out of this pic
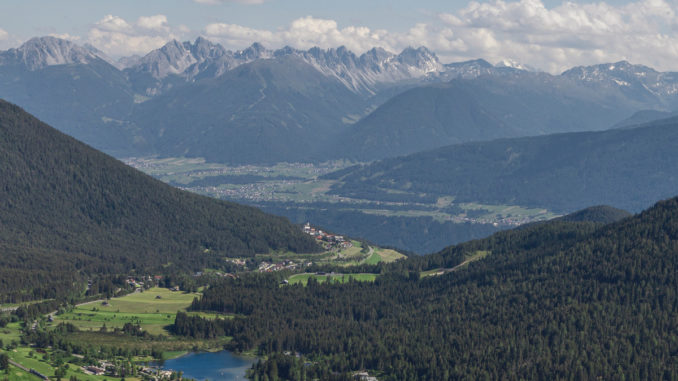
[1,0,638,36]
[1,0,676,72]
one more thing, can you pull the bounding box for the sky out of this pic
[1,0,678,73]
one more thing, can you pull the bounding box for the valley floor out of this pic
[125,157,558,253]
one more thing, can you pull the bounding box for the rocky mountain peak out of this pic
[236,42,272,61]
[9,36,98,70]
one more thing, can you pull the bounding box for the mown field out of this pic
[0,287,234,381]
[4,346,119,381]
[53,288,226,336]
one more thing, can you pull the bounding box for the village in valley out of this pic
[302,222,353,250]
[0,220,403,381]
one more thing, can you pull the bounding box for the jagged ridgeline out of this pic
[0,100,320,302]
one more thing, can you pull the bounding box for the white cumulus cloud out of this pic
[0,28,8,41]
[48,33,81,41]
[205,16,396,53]
[81,0,678,72]
[200,0,678,72]
[438,0,678,72]
[87,14,188,57]
[137,15,171,32]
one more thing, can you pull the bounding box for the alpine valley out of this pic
[5,36,678,254]
[3,31,678,381]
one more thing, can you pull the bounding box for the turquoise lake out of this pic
[154,351,256,380]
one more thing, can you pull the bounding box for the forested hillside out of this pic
[181,197,678,379]
[326,116,678,212]
[0,100,320,303]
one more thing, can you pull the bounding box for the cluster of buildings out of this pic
[303,223,352,249]
[83,362,175,379]
[125,277,146,288]
[354,371,378,381]
[82,361,115,376]
[226,258,247,267]
[450,214,550,227]
[257,260,306,273]
[139,366,174,379]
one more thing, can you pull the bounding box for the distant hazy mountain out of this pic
[561,61,678,108]
[334,62,678,161]
[0,37,446,162]
[0,100,319,301]
[0,37,138,154]
[325,116,678,213]
[0,36,107,69]
[127,39,443,96]
[611,109,678,129]
[129,55,367,163]
[5,36,678,164]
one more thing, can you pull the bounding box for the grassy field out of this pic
[53,288,207,336]
[255,240,406,268]
[0,321,23,344]
[375,248,406,263]
[5,347,139,381]
[5,288,231,380]
[287,273,378,286]
[420,250,492,278]
[363,251,383,265]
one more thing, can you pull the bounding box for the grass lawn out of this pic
[287,273,378,286]
[363,251,382,265]
[360,247,406,266]
[376,248,406,263]
[0,322,23,344]
[100,287,200,314]
[53,288,201,336]
[5,347,119,381]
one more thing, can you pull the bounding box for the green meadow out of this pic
[53,287,221,336]
[4,345,122,381]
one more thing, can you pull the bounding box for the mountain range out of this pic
[3,36,678,164]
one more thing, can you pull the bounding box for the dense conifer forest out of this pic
[177,197,678,380]
[0,100,320,303]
